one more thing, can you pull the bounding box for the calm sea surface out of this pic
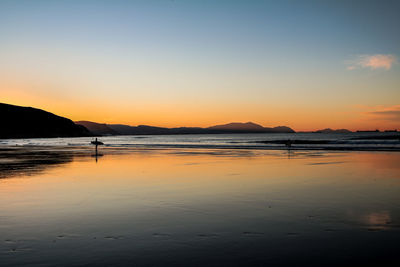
[0,136,400,266]
[1,132,399,150]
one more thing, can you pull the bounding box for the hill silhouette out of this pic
[208,122,294,133]
[208,122,264,131]
[314,128,352,133]
[1,103,91,139]
[76,121,295,135]
[75,121,118,136]
[0,102,296,139]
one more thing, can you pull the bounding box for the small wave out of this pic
[252,139,400,146]
[1,134,400,152]
[254,140,331,145]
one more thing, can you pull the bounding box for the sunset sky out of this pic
[1,0,399,131]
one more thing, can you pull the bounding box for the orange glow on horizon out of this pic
[1,81,398,132]
[1,1,399,134]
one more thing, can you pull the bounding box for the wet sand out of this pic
[0,146,400,266]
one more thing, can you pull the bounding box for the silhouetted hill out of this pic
[75,121,118,135]
[208,122,264,131]
[315,128,352,134]
[0,103,91,139]
[269,126,295,133]
[106,124,137,134]
[208,122,295,133]
[0,106,295,137]
[109,124,213,135]
[95,121,295,135]
[107,124,171,135]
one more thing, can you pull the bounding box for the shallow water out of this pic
[0,147,399,266]
[1,132,400,151]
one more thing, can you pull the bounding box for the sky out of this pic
[1,0,399,131]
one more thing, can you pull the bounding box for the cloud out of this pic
[346,54,397,70]
[365,105,400,122]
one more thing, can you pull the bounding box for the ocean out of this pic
[1,132,399,151]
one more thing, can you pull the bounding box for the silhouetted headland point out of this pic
[0,103,91,139]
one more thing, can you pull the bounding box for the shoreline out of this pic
[1,143,400,152]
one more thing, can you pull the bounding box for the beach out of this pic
[2,0,399,265]
[1,141,399,266]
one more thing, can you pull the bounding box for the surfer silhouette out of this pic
[91,138,104,162]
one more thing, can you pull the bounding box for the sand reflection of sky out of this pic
[0,148,400,266]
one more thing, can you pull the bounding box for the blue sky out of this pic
[1,0,399,129]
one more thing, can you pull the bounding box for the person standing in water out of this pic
[285,139,292,149]
[91,138,104,160]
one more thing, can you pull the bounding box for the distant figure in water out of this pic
[285,139,292,149]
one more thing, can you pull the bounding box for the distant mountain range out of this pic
[0,103,91,139]
[75,121,295,135]
[314,128,352,134]
[2,102,365,140]
[75,121,118,136]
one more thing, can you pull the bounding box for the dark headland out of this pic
[0,103,91,139]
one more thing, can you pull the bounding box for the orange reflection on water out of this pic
[0,148,400,267]
[1,149,399,204]
[365,211,392,230]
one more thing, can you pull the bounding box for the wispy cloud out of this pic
[364,105,400,122]
[346,54,397,70]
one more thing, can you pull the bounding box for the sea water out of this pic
[0,132,399,151]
